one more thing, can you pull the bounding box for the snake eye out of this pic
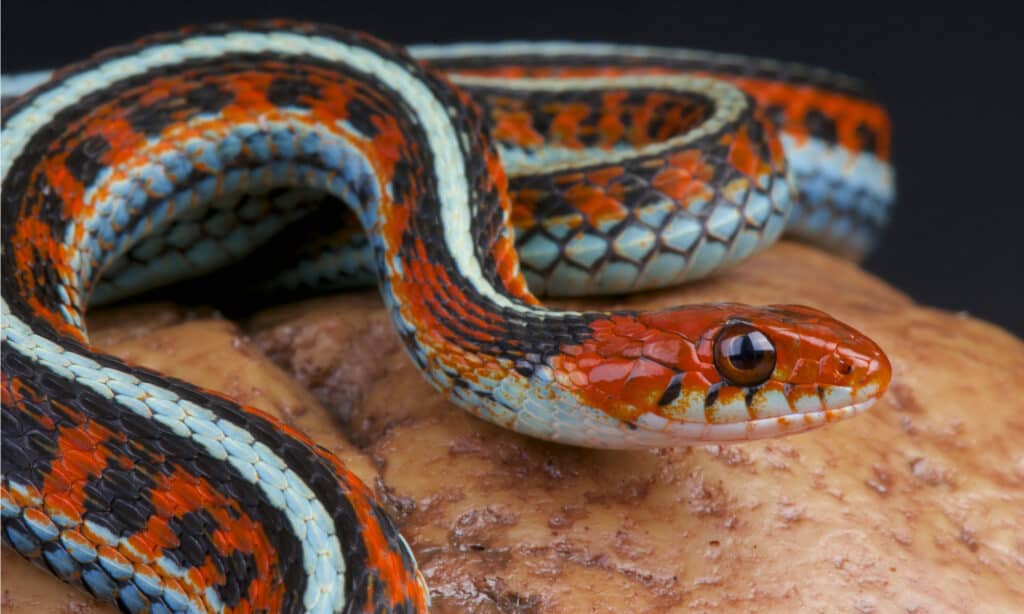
[713,322,776,386]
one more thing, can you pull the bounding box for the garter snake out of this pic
[1,21,893,613]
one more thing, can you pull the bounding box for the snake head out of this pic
[553,303,891,446]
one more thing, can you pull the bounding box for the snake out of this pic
[1,21,894,613]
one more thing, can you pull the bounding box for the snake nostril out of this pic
[837,360,853,376]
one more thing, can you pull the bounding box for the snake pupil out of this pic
[732,335,764,369]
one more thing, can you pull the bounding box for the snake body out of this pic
[1,22,893,613]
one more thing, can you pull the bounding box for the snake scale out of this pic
[1,21,894,613]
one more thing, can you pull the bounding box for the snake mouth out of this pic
[632,398,878,444]
[698,398,878,442]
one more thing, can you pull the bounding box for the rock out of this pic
[3,242,1022,612]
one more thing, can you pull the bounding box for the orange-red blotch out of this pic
[548,101,591,150]
[492,109,547,149]
[723,123,763,179]
[562,183,628,226]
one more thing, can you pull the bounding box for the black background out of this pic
[3,2,1021,336]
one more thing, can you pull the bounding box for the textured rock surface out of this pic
[4,242,1023,612]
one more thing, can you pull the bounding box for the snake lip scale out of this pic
[1,20,893,613]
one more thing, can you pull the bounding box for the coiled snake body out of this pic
[1,22,893,613]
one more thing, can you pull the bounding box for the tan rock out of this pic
[3,243,1022,613]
